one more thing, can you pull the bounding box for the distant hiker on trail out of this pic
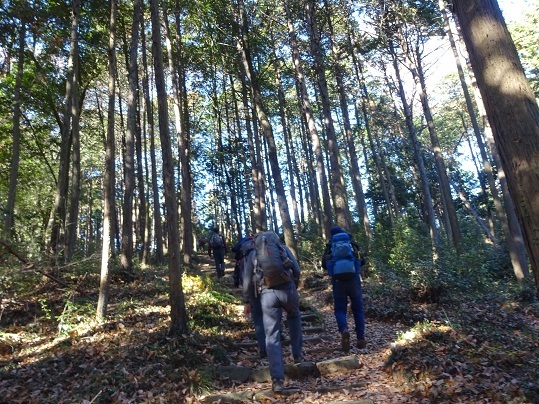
[322,226,366,353]
[243,231,303,393]
[198,236,206,251]
[233,235,266,358]
[208,228,227,278]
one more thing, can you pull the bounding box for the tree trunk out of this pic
[230,74,251,237]
[236,0,297,255]
[164,7,193,268]
[452,0,539,293]
[150,0,188,334]
[353,58,394,227]
[325,5,370,240]
[140,8,164,263]
[452,172,499,245]
[64,38,81,263]
[48,0,80,265]
[446,1,529,280]
[390,49,440,261]
[305,0,351,233]
[284,0,331,237]
[4,21,25,239]
[175,13,194,267]
[120,0,141,277]
[272,56,301,237]
[479,103,530,281]
[413,44,463,254]
[97,0,118,320]
[240,74,266,233]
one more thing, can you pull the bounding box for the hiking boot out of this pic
[272,379,284,393]
[293,354,305,364]
[356,339,367,349]
[341,329,351,352]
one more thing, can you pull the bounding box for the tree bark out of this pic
[305,0,351,233]
[413,44,463,254]
[175,13,194,268]
[239,75,264,233]
[284,0,332,237]
[48,0,80,265]
[97,0,118,320]
[120,0,141,277]
[150,0,188,334]
[390,48,440,261]
[140,8,164,263]
[4,21,25,239]
[236,0,297,255]
[452,0,539,293]
[326,4,370,240]
[64,37,81,263]
[445,0,529,281]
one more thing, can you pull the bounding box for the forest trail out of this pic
[2,253,536,403]
[197,253,414,403]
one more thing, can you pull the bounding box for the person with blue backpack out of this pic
[322,226,366,353]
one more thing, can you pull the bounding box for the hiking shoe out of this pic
[341,329,351,352]
[272,379,284,393]
[293,354,305,364]
[357,339,367,349]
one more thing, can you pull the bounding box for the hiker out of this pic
[322,226,366,352]
[198,236,206,251]
[208,227,228,278]
[243,231,303,393]
[232,236,251,288]
[233,236,266,358]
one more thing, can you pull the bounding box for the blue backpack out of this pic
[327,232,357,279]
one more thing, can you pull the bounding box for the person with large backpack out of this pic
[208,227,228,278]
[242,231,303,393]
[232,236,266,358]
[322,226,366,353]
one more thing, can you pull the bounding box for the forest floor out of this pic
[1,253,539,403]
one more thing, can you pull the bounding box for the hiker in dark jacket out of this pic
[242,231,303,393]
[322,226,366,352]
[208,228,228,278]
[233,236,266,358]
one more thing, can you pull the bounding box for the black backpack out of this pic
[210,233,224,248]
[254,231,293,288]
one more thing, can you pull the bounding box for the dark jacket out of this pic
[208,233,228,255]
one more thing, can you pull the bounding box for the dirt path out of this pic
[197,254,415,403]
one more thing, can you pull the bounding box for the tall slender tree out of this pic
[4,16,25,239]
[97,0,118,320]
[305,0,351,233]
[283,0,332,237]
[48,0,80,265]
[150,0,188,334]
[236,0,297,255]
[120,0,141,277]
